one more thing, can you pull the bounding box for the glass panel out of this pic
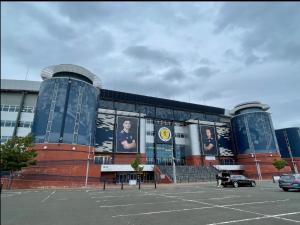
[190,112,206,120]
[32,79,56,143]
[156,107,174,120]
[2,106,9,111]
[114,102,135,112]
[174,110,190,121]
[247,112,276,152]
[62,80,80,144]
[136,105,155,117]
[77,84,99,145]
[232,116,250,154]
[99,100,114,110]
[48,79,68,143]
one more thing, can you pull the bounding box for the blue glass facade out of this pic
[32,77,99,145]
[231,112,278,154]
[276,128,300,158]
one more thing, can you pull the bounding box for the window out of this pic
[5,121,12,127]
[155,120,172,126]
[175,133,185,138]
[94,156,112,164]
[21,106,34,113]
[146,119,153,124]
[146,131,155,136]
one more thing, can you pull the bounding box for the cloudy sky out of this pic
[2,2,300,129]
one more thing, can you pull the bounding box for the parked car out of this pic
[221,175,256,188]
[278,174,300,192]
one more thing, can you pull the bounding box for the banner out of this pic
[200,125,218,156]
[216,125,234,156]
[116,116,138,153]
[155,125,173,144]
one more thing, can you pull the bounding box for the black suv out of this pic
[221,174,256,188]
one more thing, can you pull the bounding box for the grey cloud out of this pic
[105,72,187,99]
[199,58,214,65]
[201,91,223,101]
[2,3,115,73]
[124,45,179,66]
[215,2,300,64]
[56,2,206,27]
[162,67,185,81]
[193,66,219,78]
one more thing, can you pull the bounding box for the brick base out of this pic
[237,153,292,179]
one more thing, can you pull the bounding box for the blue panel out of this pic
[247,112,276,152]
[77,84,99,145]
[232,116,250,154]
[286,128,300,157]
[275,130,290,158]
[33,77,99,146]
[62,80,80,144]
[32,79,55,143]
[232,112,277,154]
[48,79,68,143]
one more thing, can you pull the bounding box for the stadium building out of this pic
[1,64,298,188]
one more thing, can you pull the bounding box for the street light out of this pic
[172,157,177,184]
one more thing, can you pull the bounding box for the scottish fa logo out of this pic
[158,127,172,142]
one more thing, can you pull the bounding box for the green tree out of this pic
[131,154,144,173]
[0,134,37,188]
[272,159,288,175]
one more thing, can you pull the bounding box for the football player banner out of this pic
[200,125,218,156]
[116,116,138,153]
[155,125,174,144]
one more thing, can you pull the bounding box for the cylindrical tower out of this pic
[230,101,278,154]
[32,64,101,146]
[230,101,291,179]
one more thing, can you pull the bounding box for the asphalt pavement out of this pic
[1,181,300,225]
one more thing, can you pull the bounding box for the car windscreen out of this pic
[280,175,294,181]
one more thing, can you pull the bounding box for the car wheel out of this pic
[233,182,238,188]
[251,181,256,187]
[282,188,289,192]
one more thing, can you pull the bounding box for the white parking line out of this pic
[111,199,290,217]
[112,205,216,217]
[99,200,181,208]
[91,193,161,199]
[41,191,56,203]
[206,212,300,225]
[162,191,206,195]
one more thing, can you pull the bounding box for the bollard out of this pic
[138,179,141,190]
[121,181,124,190]
[103,180,106,190]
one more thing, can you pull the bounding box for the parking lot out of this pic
[1,181,300,225]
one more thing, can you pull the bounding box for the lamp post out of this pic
[172,157,177,184]
[85,132,92,187]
